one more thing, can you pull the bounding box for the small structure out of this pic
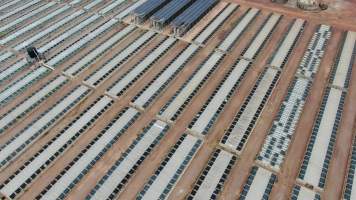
[26,46,44,61]
[297,0,319,10]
